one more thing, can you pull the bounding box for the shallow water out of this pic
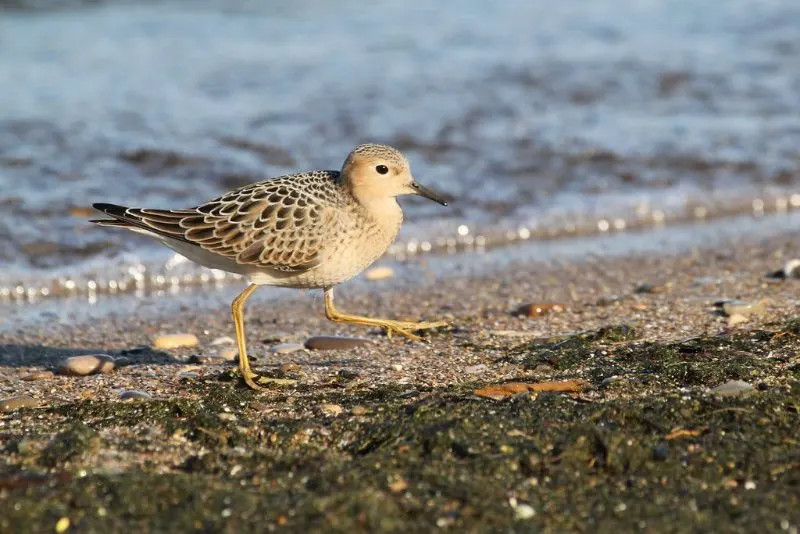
[1,0,799,297]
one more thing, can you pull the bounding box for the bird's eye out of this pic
[375,165,389,175]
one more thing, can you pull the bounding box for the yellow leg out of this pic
[232,284,296,390]
[323,287,447,341]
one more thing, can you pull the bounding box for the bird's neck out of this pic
[355,195,403,235]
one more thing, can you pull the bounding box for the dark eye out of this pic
[375,165,389,175]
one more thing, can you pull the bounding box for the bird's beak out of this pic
[411,181,448,206]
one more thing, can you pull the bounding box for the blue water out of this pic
[1,0,799,288]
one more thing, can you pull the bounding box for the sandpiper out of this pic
[91,143,449,389]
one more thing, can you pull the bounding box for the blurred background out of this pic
[1,0,799,301]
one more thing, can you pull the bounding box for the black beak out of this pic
[411,181,448,206]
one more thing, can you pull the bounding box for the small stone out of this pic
[337,369,361,380]
[721,300,766,318]
[219,348,238,361]
[113,356,132,367]
[652,444,669,461]
[271,343,304,354]
[304,336,371,350]
[351,405,369,415]
[727,313,749,327]
[210,336,235,346]
[119,390,152,401]
[464,364,488,374]
[388,479,408,493]
[0,395,42,411]
[178,371,200,380]
[391,364,404,371]
[513,302,566,318]
[218,412,237,422]
[600,375,623,387]
[20,370,55,381]
[188,354,226,365]
[365,266,395,281]
[711,380,754,397]
[634,281,672,294]
[513,503,536,520]
[55,517,70,533]
[152,333,199,349]
[279,363,302,373]
[59,354,115,376]
[320,403,344,416]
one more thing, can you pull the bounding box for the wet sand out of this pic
[1,226,799,533]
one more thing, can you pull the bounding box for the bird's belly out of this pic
[252,225,396,289]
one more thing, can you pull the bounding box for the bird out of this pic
[91,143,450,390]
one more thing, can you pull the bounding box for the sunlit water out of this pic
[1,0,799,302]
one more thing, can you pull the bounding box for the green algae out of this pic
[2,319,799,533]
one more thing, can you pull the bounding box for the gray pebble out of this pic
[304,336,371,350]
[59,354,115,376]
[652,444,669,461]
[711,380,754,397]
[178,371,200,380]
[464,364,488,374]
[120,390,152,401]
[271,342,305,354]
[1,395,42,411]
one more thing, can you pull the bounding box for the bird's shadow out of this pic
[0,344,179,369]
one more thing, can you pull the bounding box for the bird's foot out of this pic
[241,370,297,390]
[379,319,449,341]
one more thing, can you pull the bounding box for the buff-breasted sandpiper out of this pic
[91,143,449,389]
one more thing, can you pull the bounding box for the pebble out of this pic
[711,380,754,397]
[59,354,115,376]
[119,390,152,401]
[365,266,395,281]
[464,364,488,374]
[304,336,370,350]
[634,281,672,294]
[271,343,305,354]
[19,370,55,381]
[727,314,749,327]
[188,354,227,365]
[55,517,70,533]
[279,363,302,373]
[152,333,199,349]
[721,300,766,318]
[211,336,235,346]
[0,395,42,411]
[219,348,238,361]
[513,503,536,520]
[320,403,344,416]
[178,371,200,380]
[351,405,369,416]
[513,302,566,318]
[652,444,670,461]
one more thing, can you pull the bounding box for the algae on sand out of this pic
[2,320,799,533]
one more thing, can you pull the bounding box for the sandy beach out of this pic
[2,218,799,533]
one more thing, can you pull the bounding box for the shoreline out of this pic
[1,221,799,532]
